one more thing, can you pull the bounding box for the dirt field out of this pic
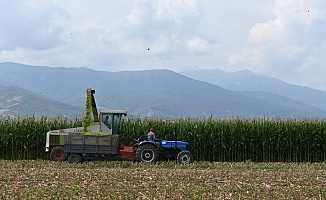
[0,160,325,199]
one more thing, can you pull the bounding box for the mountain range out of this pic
[0,85,83,118]
[181,69,326,112]
[0,62,326,119]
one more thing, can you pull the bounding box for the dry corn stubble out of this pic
[0,160,325,199]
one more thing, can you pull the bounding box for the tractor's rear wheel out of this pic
[50,146,66,162]
[136,144,158,163]
[177,151,193,164]
[68,154,82,164]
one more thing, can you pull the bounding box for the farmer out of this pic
[103,115,111,129]
[147,128,156,141]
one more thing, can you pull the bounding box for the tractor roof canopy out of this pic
[100,110,127,116]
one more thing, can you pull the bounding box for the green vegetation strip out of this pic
[119,117,326,162]
[0,116,77,160]
[0,160,325,199]
[81,131,108,136]
[1,116,326,162]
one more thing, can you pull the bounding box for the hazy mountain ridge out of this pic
[0,85,84,118]
[1,62,326,119]
[237,91,326,117]
[181,69,326,112]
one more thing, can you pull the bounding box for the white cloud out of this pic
[0,1,68,50]
[187,37,210,54]
[0,0,325,90]
[228,0,326,90]
[248,19,284,44]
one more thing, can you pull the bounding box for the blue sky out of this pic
[0,0,325,90]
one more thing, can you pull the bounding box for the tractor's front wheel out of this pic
[136,144,158,163]
[177,151,193,164]
[50,146,66,162]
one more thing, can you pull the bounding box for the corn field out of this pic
[120,117,326,162]
[0,116,326,162]
[0,116,77,160]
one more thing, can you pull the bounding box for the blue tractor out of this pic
[136,130,194,164]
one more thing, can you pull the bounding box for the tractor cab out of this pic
[99,110,127,134]
[85,88,127,134]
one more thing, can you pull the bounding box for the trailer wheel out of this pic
[68,154,82,164]
[177,151,193,164]
[50,146,66,162]
[136,144,158,163]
